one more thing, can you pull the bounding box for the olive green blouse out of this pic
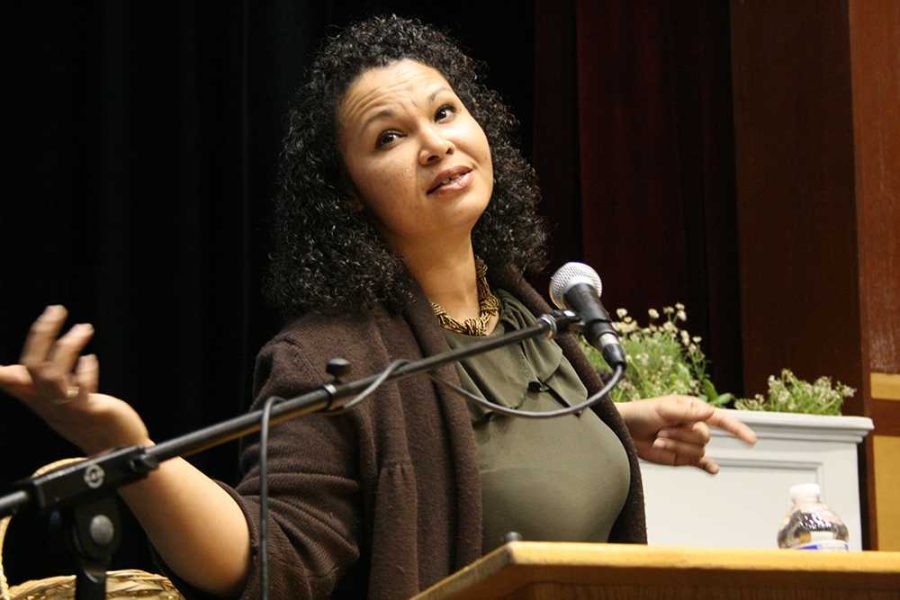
[444,289,631,552]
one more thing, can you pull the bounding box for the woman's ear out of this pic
[338,168,365,212]
[349,189,365,212]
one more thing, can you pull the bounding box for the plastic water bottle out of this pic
[777,483,849,551]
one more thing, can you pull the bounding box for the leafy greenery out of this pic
[580,304,853,415]
[733,369,853,415]
[580,304,731,406]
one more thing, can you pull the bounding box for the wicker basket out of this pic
[0,459,184,600]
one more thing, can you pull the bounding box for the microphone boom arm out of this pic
[0,309,584,519]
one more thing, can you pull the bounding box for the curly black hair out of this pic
[266,15,547,317]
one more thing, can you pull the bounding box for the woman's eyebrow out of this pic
[359,86,454,133]
[362,108,395,132]
[428,86,453,101]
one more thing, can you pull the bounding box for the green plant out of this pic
[580,304,731,406]
[733,369,853,415]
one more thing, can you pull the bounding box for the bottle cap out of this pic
[789,483,821,502]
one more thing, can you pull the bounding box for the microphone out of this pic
[549,263,627,369]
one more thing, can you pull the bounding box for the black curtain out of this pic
[1,0,534,581]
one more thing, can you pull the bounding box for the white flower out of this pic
[648,308,660,319]
[617,321,638,334]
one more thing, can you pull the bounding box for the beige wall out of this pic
[873,435,900,550]
[871,374,900,550]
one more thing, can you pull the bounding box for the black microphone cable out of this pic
[330,359,411,413]
[258,394,281,600]
[428,364,625,419]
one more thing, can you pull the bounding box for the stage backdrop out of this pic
[1,0,740,580]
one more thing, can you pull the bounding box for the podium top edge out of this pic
[500,541,900,571]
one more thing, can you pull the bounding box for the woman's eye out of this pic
[376,131,401,148]
[435,104,456,122]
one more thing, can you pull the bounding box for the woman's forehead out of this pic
[338,60,453,136]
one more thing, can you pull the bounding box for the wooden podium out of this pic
[413,542,900,599]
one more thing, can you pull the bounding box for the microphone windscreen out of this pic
[548,262,603,309]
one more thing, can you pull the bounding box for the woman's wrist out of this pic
[614,400,634,427]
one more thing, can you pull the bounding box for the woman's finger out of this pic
[0,365,33,389]
[658,421,711,446]
[20,305,68,367]
[698,456,720,475]
[75,354,99,399]
[641,441,721,474]
[651,436,706,461]
[639,444,698,468]
[46,323,95,381]
[706,409,757,445]
[656,395,714,426]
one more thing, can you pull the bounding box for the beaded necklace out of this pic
[431,258,500,336]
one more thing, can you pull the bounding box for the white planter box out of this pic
[640,409,873,550]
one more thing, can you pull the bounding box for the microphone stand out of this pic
[0,309,582,600]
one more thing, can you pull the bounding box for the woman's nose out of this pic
[418,125,454,165]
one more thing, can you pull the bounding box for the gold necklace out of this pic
[431,258,500,336]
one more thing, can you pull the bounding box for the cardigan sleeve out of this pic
[227,333,364,599]
[157,332,365,600]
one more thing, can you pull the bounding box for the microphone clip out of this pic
[538,309,581,338]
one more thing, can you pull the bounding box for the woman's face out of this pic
[338,59,493,253]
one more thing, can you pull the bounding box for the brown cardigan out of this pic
[219,272,646,599]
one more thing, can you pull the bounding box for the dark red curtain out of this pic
[533,0,743,393]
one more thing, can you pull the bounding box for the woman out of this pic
[0,15,755,599]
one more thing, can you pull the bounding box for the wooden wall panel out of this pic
[850,0,900,377]
[732,0,900,549]
[850,0,900,551]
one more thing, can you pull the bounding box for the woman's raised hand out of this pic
[616,395,757,474]
[0,305,152,455]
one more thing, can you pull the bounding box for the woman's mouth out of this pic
[427,168,474,196]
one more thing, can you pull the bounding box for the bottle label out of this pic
[792,540,850,551]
